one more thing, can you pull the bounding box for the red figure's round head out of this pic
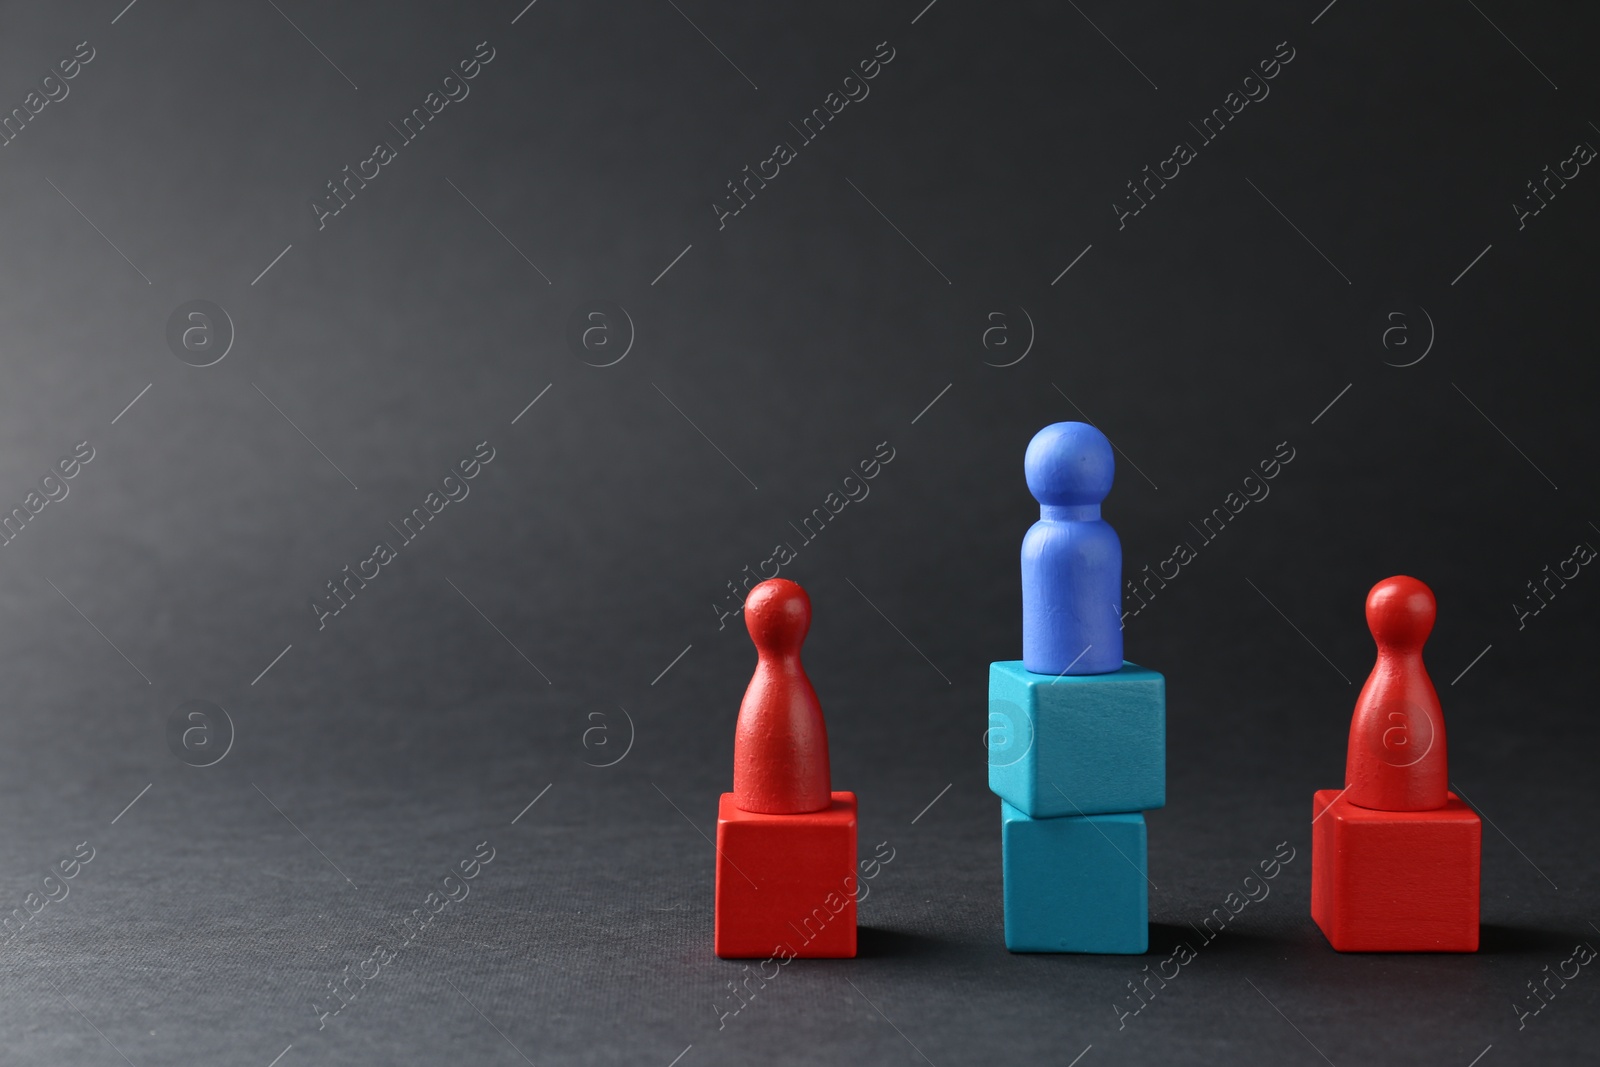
[1366,575,1436,652]
[744,578,811,658]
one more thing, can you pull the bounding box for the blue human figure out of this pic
[1022,422,1122,675]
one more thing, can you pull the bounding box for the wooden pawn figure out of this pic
[733,578,831,814]
[1345,575,1448,810]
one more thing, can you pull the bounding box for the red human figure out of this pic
[733,579,831,814]
[716,578,856,959]
[1311,575,1480,952]
[1344,576,1449,811]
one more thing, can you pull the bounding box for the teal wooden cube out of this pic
[987,660,1165,818]
[1001,800,1148,953]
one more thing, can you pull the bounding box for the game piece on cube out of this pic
[1343,576,1449,812]
[991,422,1165,953]
[988,660,1164,817]
[1022,421,1123,675]
[1001,801,1149,953]
[1311,576,1481,953]
[716,578,857,959]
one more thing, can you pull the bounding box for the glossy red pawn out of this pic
[1344,576,1448,811]
[733,580,831,814]
[716,579,857,959]
[1312,576,1480,953]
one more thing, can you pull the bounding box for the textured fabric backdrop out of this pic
[0,1,1595,1064]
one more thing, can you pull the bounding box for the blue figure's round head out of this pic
[1024,422,1114,506]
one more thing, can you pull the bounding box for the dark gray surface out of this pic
[1,1,1597,1063]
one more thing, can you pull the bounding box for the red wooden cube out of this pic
[715,791,857,959]
[1311,789,1480,952]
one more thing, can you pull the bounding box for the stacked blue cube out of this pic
[989,421,1166,953]
[988,661,1165,952]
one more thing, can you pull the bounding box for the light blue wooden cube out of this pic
[1001,800,1148,953]
[987,660,1164,818]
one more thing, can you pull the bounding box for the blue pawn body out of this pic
[1022,422,1122,675]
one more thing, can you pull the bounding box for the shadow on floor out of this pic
[1147,921,1286,956]
[1480,924,1588,955]
[857,925,949,959]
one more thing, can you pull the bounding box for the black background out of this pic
[1,1,1596,1064]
